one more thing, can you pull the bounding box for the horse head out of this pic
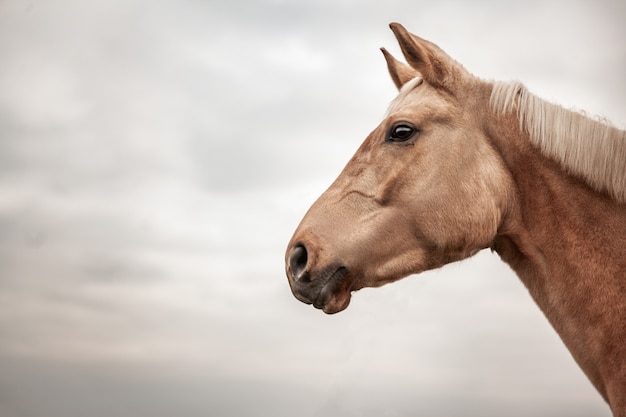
[285,23,514,314]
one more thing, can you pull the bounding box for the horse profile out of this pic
[285,23,626,415]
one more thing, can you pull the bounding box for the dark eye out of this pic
[387,124,418,143]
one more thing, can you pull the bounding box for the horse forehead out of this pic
[386,79,448,117]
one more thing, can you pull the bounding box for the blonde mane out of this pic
[490,81,626,203]
[386,77,423,116]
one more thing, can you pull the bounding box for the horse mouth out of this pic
[313,267,351,314]
[292,267,352,314]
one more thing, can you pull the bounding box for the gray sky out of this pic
[0,0,624,416]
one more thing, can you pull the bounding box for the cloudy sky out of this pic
[0,0,624,416]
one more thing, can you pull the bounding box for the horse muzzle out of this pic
[286,243,352,314]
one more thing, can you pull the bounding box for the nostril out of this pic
[289,244,308,281]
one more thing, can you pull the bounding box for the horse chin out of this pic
[319,291,351,314]
[312,267,352,314]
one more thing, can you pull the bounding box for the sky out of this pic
[0,0,624,416]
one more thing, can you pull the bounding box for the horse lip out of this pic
[290,265,350,311]
[312,267,348,309]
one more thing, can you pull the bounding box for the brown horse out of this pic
[285,23,626,415]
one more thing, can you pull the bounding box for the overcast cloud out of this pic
[0,0,624,416]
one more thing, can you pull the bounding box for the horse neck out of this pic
[484,101,626,414]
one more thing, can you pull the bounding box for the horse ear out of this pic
[381,48,418,90]
[388,22,458,90]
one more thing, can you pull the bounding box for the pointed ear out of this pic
[389,22,460,90]
[381,47,419,90]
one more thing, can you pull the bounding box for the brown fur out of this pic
[484,101,626,414]
[286,23,626,415]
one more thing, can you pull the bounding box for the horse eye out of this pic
[388,124,417,142]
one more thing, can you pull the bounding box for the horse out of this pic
[285,23,626,415]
